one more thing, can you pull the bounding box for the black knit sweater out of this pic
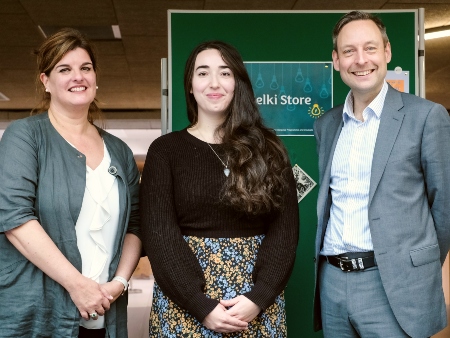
[140,129,299,322]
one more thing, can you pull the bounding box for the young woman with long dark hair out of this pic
[140,40,299,337]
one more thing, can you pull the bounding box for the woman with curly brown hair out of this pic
[140,40,299,337]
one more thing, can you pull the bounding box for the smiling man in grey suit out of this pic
[313,11,450,338]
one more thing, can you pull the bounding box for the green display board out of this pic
[168,10,418,337]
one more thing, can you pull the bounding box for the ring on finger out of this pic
[90,312,98,319]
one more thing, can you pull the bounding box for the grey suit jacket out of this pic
[313,85,450,338]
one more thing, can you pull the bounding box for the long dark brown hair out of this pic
[184,40,291,215]
[32,27,102,124]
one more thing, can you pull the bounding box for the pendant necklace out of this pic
[206,142,230,177]
[197,129,230,177]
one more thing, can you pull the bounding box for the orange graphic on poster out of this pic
[386,79,405,92]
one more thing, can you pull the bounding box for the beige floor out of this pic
[127,276,154,338]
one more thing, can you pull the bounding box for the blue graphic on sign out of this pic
[245,62,333,136]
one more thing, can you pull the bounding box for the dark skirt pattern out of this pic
[149,235,287,337]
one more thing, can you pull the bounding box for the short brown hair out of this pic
[32,28,102,123]
[332,11,389,51]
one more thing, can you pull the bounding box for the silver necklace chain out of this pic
[206,142,228,167]
[196,128,230,177]
[206,143,230,177]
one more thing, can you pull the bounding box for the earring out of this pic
[45,88,49,92]
[96,86,99,89]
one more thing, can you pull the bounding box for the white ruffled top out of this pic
[75,142,120,329]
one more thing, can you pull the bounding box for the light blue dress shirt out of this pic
[321,82,388,256]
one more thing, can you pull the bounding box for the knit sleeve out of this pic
[243,166,300,310]
[139,139,219,322]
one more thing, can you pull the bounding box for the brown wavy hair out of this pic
[184,40,291,215]
[31,27,102,124]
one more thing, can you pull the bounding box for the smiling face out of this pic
[190,48,235,121]
[40,47,96,111]
[332,19,391,102]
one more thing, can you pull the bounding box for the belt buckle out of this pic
[357,258,364,269]
[339,258,362,271]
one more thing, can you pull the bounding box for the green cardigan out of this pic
[0,112,140,337]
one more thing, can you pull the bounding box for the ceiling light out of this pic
[0,92,10,101]
[112,25,121,39]
[424,26,450,40]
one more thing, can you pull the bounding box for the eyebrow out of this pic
[340,40,380,49]
[195,65,230,71]
[55,62,93,69]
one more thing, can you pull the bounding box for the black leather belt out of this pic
[324,251,376,272]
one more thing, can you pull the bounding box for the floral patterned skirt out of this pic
[149,235,286,337]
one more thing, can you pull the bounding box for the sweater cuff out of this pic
[243,280,277,311]
[184,292,219,323]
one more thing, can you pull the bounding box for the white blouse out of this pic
[75,142,120,329]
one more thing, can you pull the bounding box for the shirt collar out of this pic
[342,81,389,122]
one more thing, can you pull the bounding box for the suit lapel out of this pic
[317,109,343,236]
[369,87,405,205]
[321,111,343,187]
